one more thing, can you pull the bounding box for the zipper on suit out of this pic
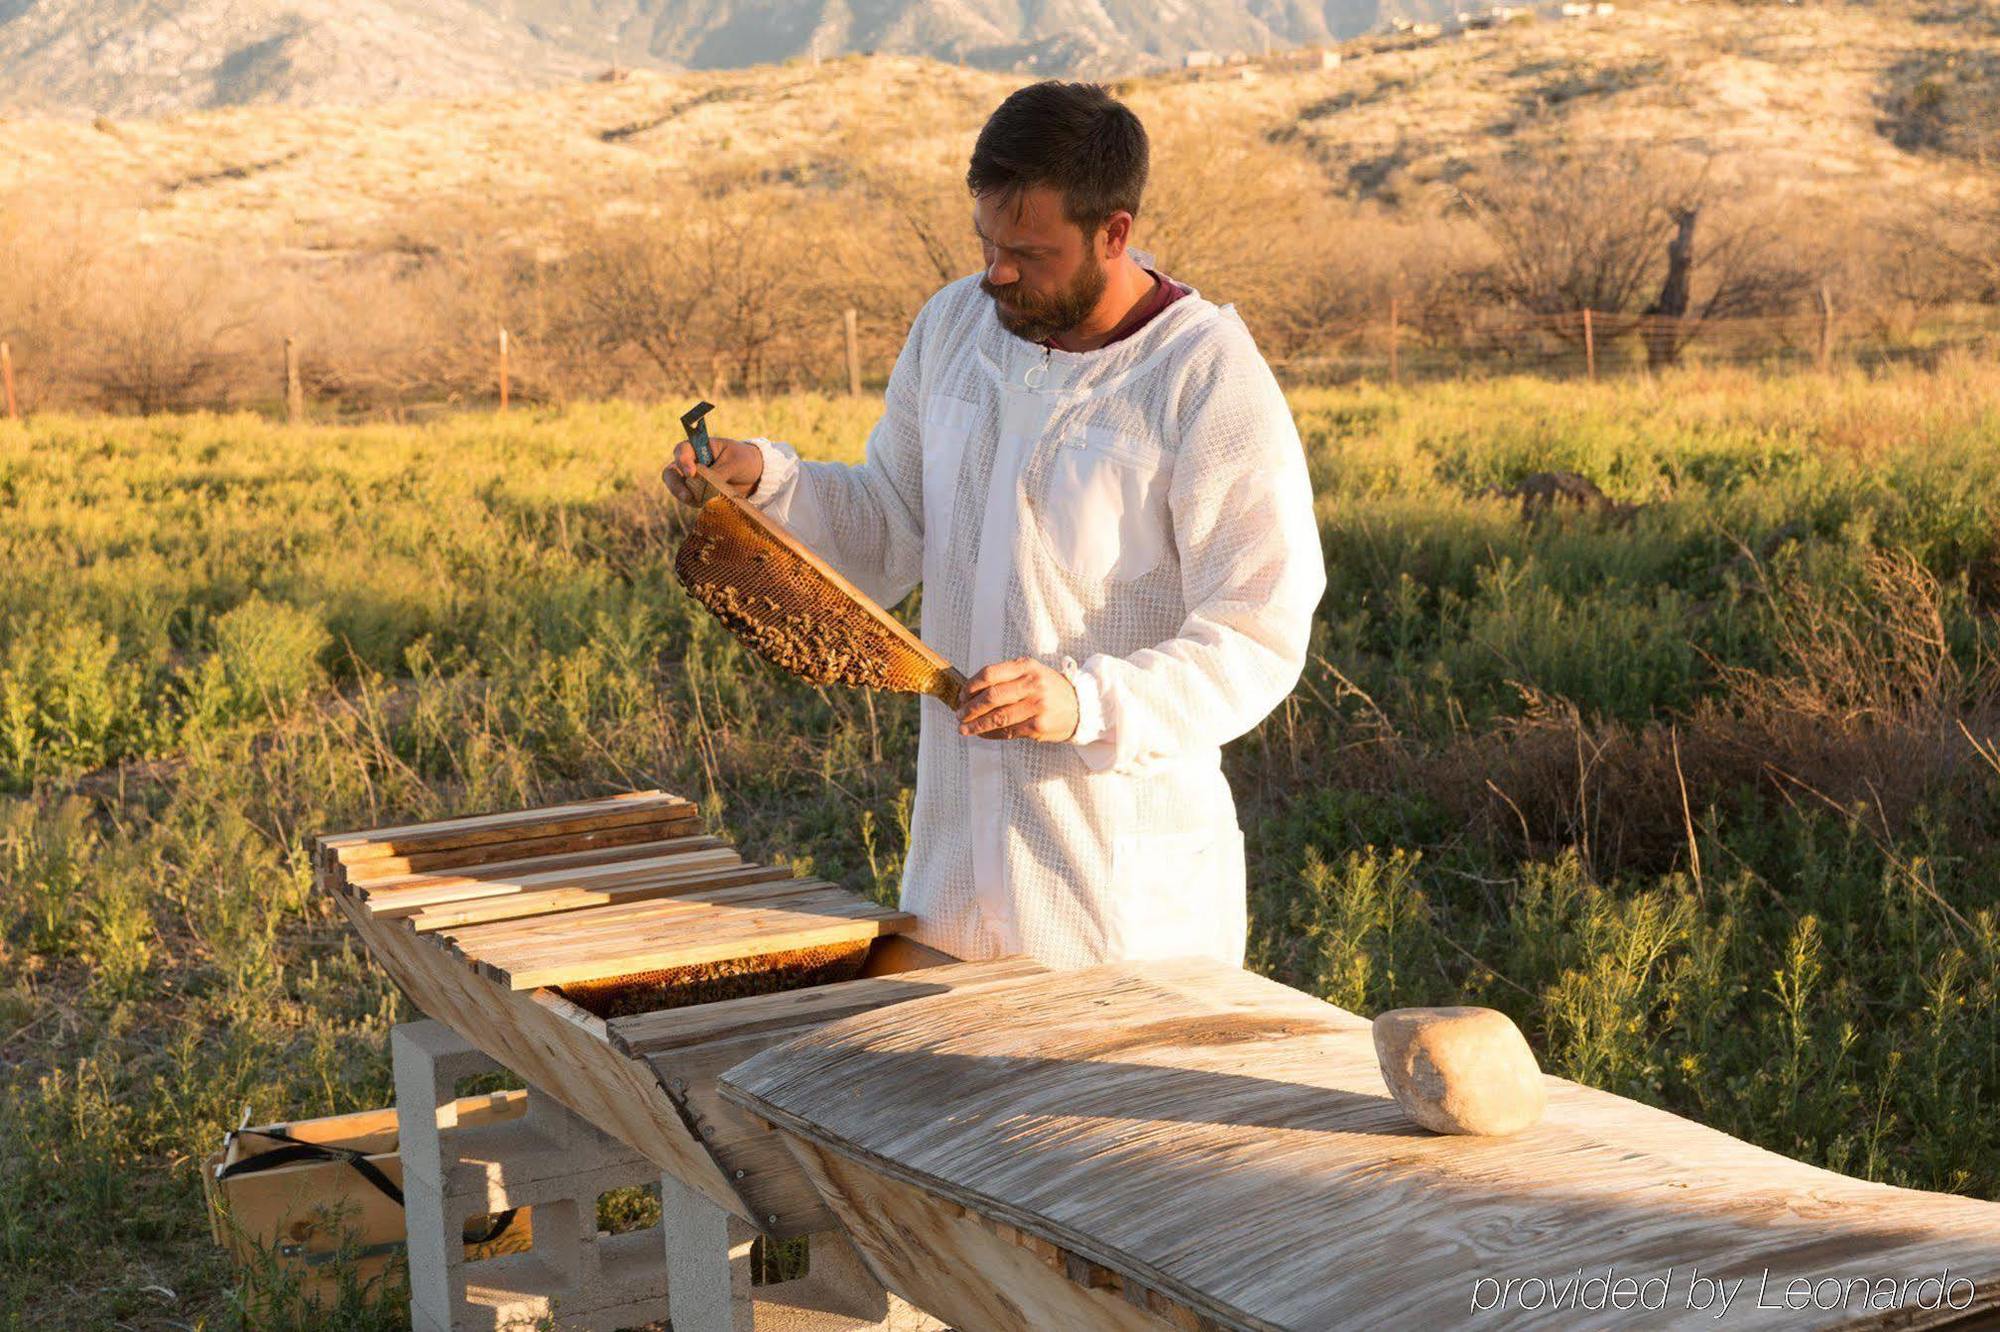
[1024,345,1051,389]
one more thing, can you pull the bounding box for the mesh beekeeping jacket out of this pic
[742,274,1326,971]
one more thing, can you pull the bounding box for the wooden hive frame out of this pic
[316,790,1049,1237]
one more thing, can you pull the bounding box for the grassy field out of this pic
[4,363,2000,1328]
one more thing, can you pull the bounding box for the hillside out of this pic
[1,0,1995,422]
[0,0,1465,116]
[1276,0,1998,205]
[1,1,1990,259]
[0,0,598,118]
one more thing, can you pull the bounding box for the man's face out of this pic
[975,184,1107,344]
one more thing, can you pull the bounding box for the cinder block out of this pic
[392,1020,669,1332]
[661,1172,947,1332]
[395,1019,945,1332]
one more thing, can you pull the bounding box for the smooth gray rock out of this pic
[1372,1006,1548,1136]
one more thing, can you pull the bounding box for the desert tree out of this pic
[1458,149,1813,365]
[694,207,823,395]
[1141,113,1317,316]
[0,194,103,407]
[78,250,254,414]
[543,204,708,394]
[1918,186,2000,302]
[1249,203,1491,365]
[1457,151,1668,321]
[848,158,981,297]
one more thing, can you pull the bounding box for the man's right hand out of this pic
[664,436,765,506]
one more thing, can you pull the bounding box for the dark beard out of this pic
[981,252,1108,344]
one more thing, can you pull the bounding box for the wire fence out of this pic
[1265,303,2000,385]
[2,301,1998,424]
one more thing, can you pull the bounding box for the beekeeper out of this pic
[666,81,1325,970]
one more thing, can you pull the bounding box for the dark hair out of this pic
[966,81,1150,230]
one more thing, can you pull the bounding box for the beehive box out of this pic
[203,1092,532,1313]
[316,790,1047,1237]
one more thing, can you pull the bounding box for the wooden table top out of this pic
[719,958,2000,1331]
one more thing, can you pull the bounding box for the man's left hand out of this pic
[958,658,1079,742]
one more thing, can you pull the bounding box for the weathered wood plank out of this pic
[721,959,2000,1332]
[631,958,1053,1236]
[359,834,736,912]
[324,791,695,863]
[350,831,727,898]
[336,813,700,883]
[405,863,796,933]
[608,956,1050,1057]
[321,789,678,849]
[484,904,916,991]
[647,1021,836,1233]
[386,846,744,919]
[387,847,745,922]
[515,889,901,962]
[779,1134,1191,1331]
[431,879,848,957]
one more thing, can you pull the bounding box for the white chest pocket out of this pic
[1039,426,1173,583]
[921,396,977,555]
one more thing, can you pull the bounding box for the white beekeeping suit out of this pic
[741,272,1326,970]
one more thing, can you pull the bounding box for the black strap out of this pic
[218,1128,524,1245]
[217,1128,524,1240]
[217,1127,406,1209]
[461,1209,521,1245]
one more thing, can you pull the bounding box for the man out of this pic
[666,81,1324,970]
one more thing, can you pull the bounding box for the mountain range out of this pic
[0,0,1464,117]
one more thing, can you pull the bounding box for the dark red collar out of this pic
[1042,269,1190,353]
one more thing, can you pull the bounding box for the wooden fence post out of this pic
[1583,308,1596,382]
[284,337,304,423]
[1,341,17,422]
[498,328,511,411]
[1816,285,1835,373]
[843,308,861,396]
[1387,296,1400,387]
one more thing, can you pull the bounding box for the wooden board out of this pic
[624,958,1051,1233]
[405,863,796,933]
[460,893,915,991]
[350,831,723,899]
[430,879,849,954]
[607,955,1050,1057]
[219,1088,527,1167]
[322,790,694,862]
[719,959,2000,1332]
[775,1134,1201,1332]
[359,834,739,915]
[342,814,700,883]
